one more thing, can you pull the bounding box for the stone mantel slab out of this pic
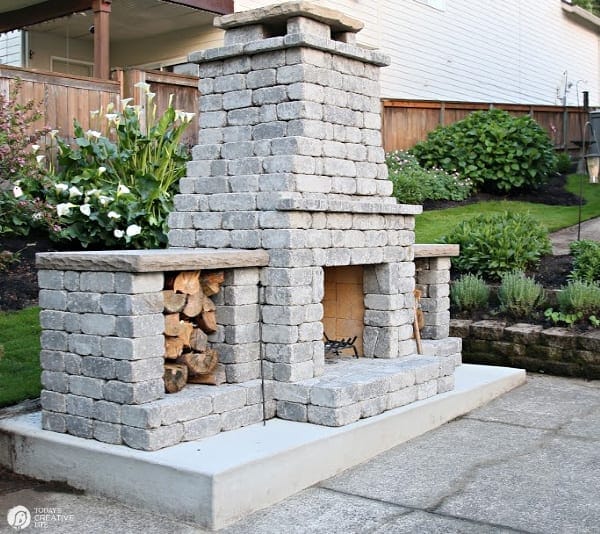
[214,1,364,33]
[36,248,270,272]
[413,244,460,258]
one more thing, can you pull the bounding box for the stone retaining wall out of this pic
[451,319,600,379]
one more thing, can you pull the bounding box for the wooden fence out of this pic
[381,99,588,154]
[0,65,198,146]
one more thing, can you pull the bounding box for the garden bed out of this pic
[451,318,600,379]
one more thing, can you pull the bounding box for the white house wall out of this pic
[234,0,599,106]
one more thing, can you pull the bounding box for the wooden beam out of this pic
[92,0,111,80]
[0,0,93,33]
[162,0,234,15]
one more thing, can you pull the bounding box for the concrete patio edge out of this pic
[0,364,525,530]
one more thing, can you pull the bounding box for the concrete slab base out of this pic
[0,364,525,530]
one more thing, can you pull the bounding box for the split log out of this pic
[163,290,186,313]
[173,271,201,295]
[164,363,188,393]
[176,349,218,375]
[164,336,184,360]
[197,311,217,334]
[200,271,225,296]
[182,291,203,318]
[187,363,226,386]
[189,328,208,352]
[164,313,182,337]
[179,320,194,347]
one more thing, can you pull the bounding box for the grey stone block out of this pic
[273,361,314,382]
[40,390,66,412]
[224,323,260,344]
[360,395,387,418]
[66,292,101,313]
[223,89,253,110]
[39,310,66,330]
[228,107,260,126]
[38,270,64,290]
[69,375,104,399]
[64,414,94,438]
[41,370,69,393]
[94,400,122,424]
[277,400,307,421]
[195,230,232,248]
[101,335,164,360]
[183,414,222,441]
[310,382,360,408]
[264,285,314,306]
[214,342,260,364]
[265,342,314,364]
[298,321,323,342]
[93,421,122,444]
[247,68,277,89]
[114,358,164,383]
[41,410,66,433]
[158,391,213,425]
[199,93,224,112]
[63,271,80,291]
[80,272,114,293]
[437,375,455,394]
[40,350,65,372]
[221,404,263,431]
[225,361,261,383]
[68,334,102,357]
[217,304,259,326]
[115,314,164,338]
[100,293,163,316]
[121,404,162,429]
[80,314,116,336]
[114,273,164,294]
[81,356,116,379]
[417,380,438,400]
[39,289,67,311]
[387,385,418,409]
[122,423,184,451]
[103,379,164,405]
[66,394,95,418]
[212,387,247,413]
[262,324,299,344]
[64,353,82,375]
[307,403,361,426]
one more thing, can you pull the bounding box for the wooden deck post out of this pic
[92,0,112,80]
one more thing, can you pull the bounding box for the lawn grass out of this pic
[415,174,600,243]
[0,307,41,407]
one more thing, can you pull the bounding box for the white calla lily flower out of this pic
[113,229,124,238]
[79,204,91,216]
[12,185,23,198]
[126,224,142,237]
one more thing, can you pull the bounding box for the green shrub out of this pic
[557,280,600,316]
[411,109,556,193]
[451,274,490,312]
[569,240,600,283]
[14,84,193,249]
[439,211,552,280]
[498,270,545,318]
[554,152,572,175]
[386,150,473,204]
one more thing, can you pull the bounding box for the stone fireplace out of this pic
[35,1,461,450]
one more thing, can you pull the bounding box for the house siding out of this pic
[234,0,599,106]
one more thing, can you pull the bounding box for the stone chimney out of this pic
[169,1,422,383]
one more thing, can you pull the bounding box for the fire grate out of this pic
[324,333,359,358]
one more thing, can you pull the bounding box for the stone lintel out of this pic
[413,244,460,258]
[276,198,422,215]
[36,248,270,272]
[214,1,364,34]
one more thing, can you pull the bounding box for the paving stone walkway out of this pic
[1,373,598,533]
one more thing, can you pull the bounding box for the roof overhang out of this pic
[0,0,233,33]
[562,1,600,34]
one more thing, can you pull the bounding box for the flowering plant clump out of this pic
[0,81,56,236]
[9,82,193,249]
[386,150,473,204]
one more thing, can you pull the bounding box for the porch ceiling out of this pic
[0,0,232,37]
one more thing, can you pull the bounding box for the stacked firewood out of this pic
[162,270,225,393]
